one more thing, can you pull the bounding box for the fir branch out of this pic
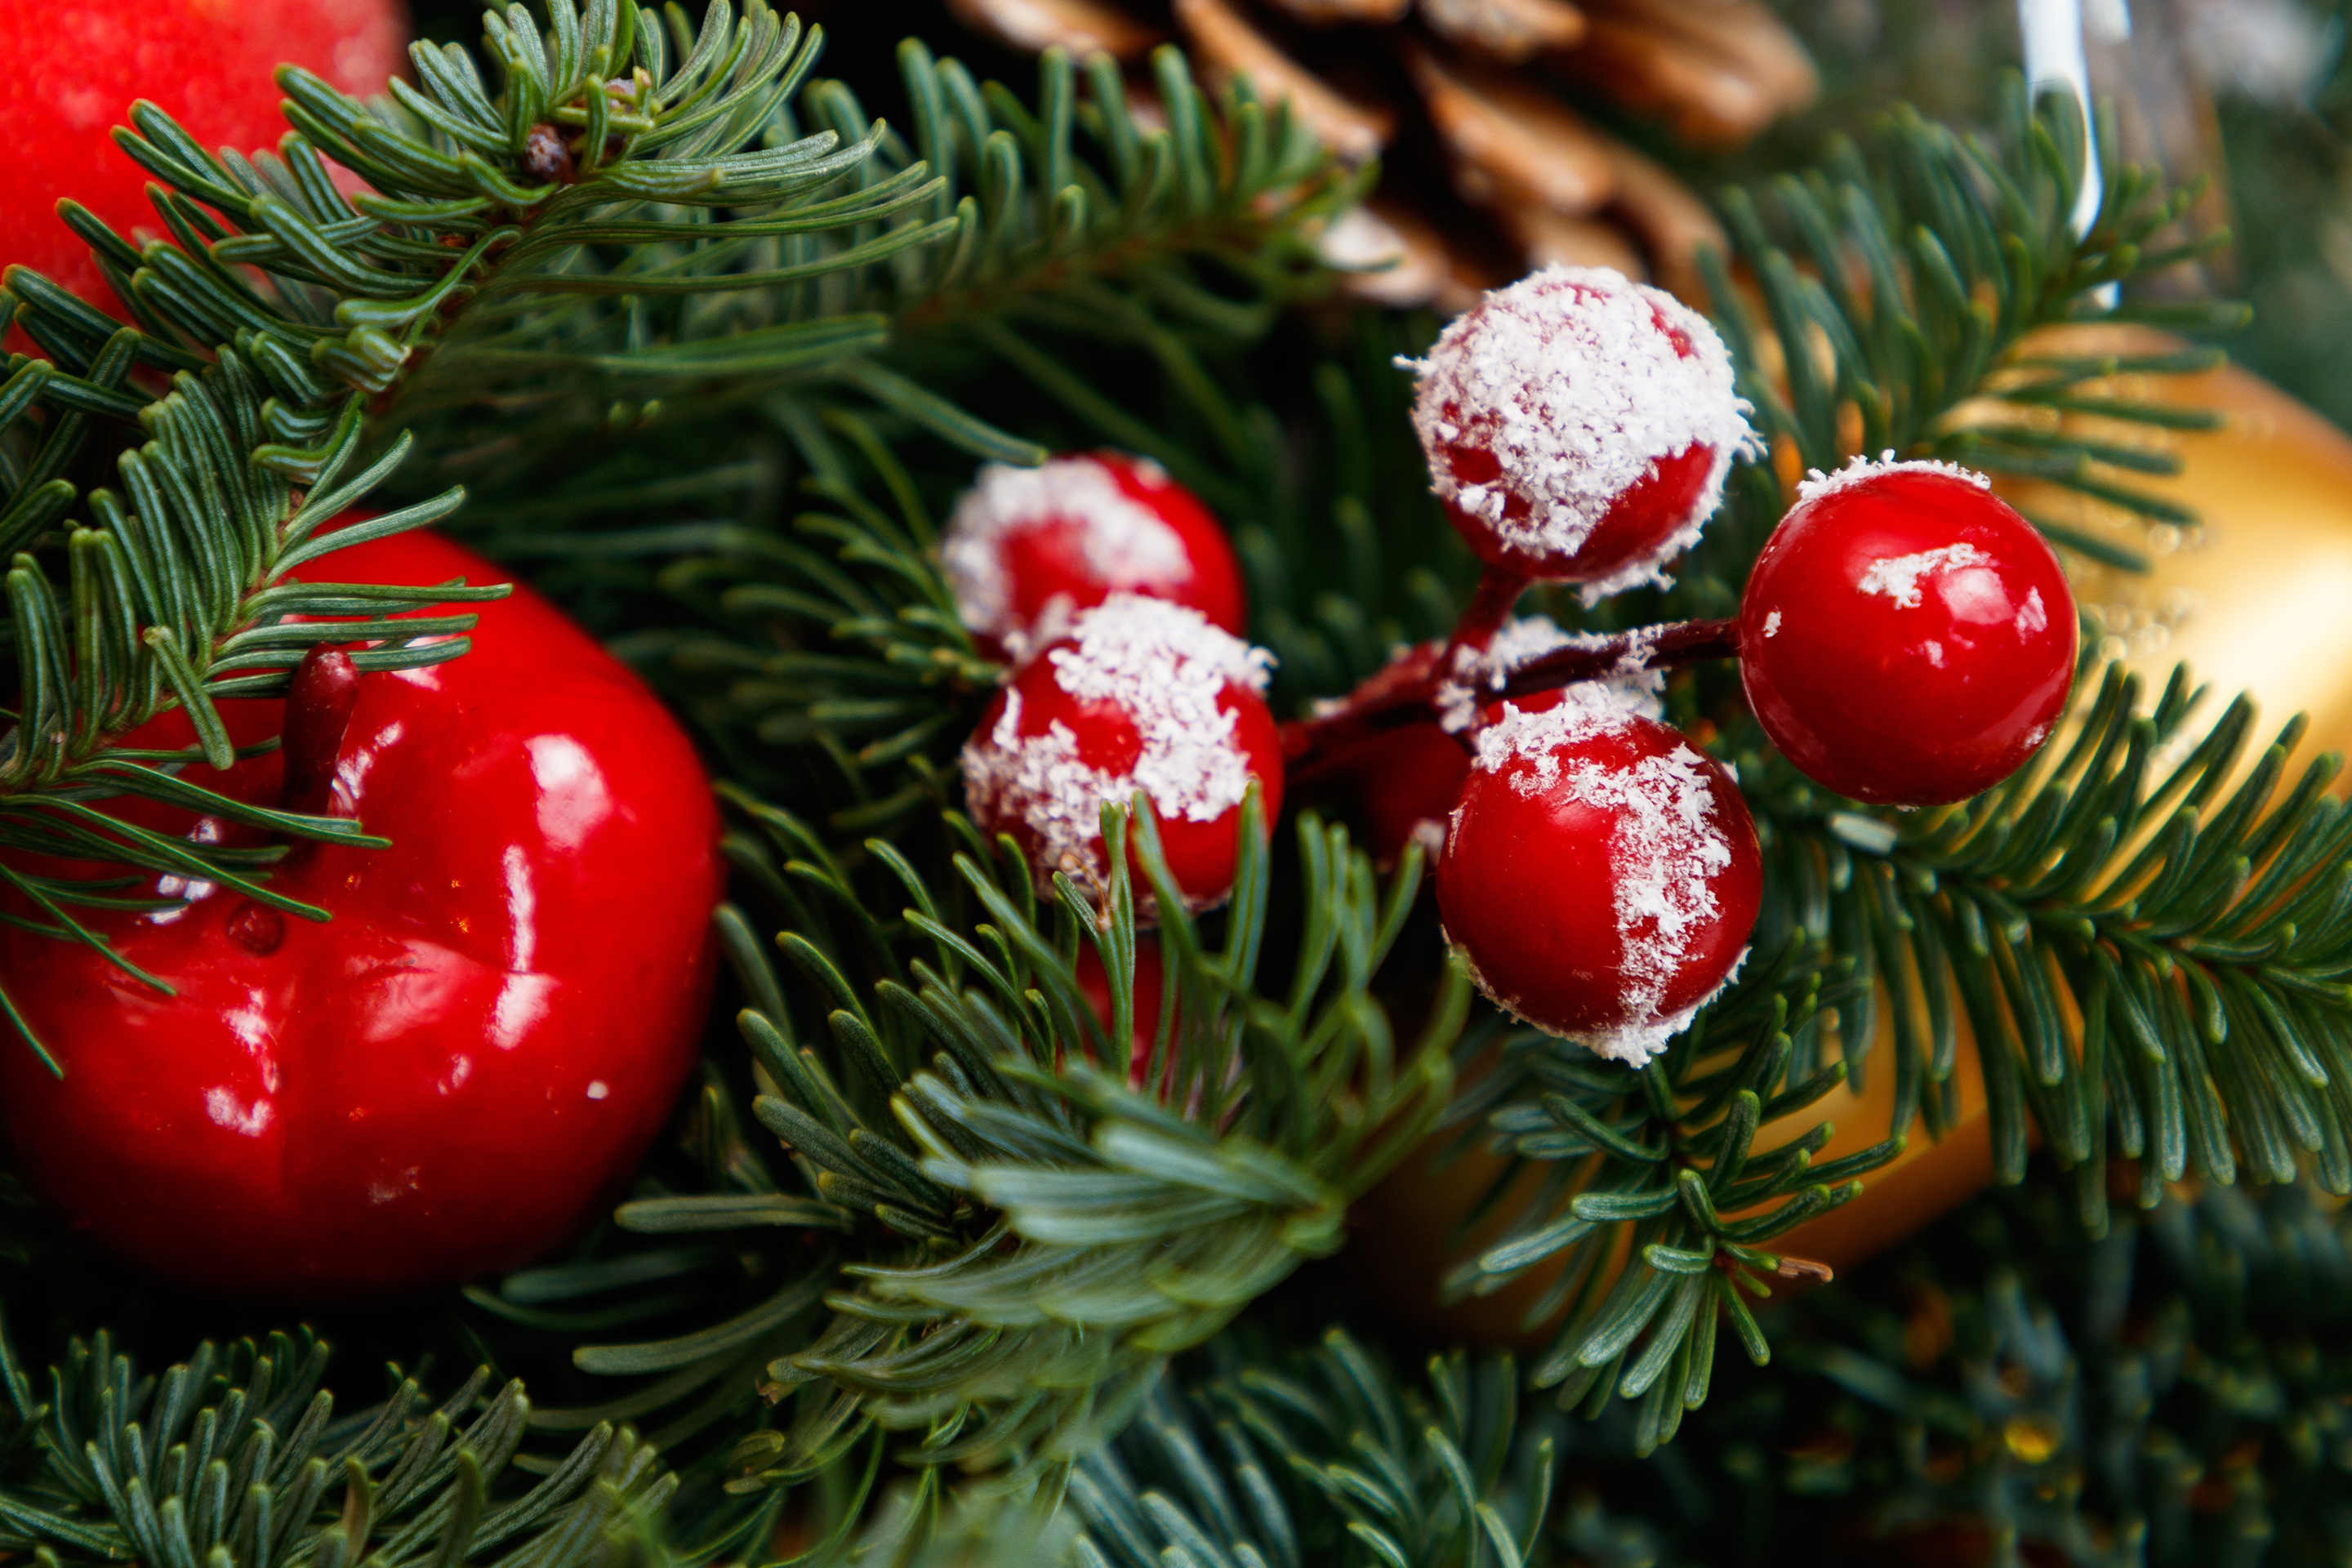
[0,1321,672,1566]
[552,794,1456,1489]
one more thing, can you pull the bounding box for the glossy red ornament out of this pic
[1411,265,1750,596]
[961,595,1282,911]
[941,452,1247,662]
[1737,458,2078,807]
[0,0,408,313]
[1437,686,1761,1064]
[0,528,721,1295]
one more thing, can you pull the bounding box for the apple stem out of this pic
[282,648,361,818]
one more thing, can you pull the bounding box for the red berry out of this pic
[1349,724,1471,871]
[942,452,1247,662]
[1437,686,1762,1062]
[1737,458,2078,806]
[1410,266,1751,597]
[962,595,1282,911]
[0,528,721,1294]
[0,0,408,313]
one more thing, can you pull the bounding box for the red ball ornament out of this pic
[0,0,408,312]
[942,452,1247,662]
[0,528,721,1295]
[1737,457,2078,806]
[961,594,1282,911]
[1410,265,1751,598]
[1437,685,1762,1063]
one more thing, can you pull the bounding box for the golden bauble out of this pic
[1353,327,2352,1346]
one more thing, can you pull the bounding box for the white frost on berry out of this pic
[1405,266,1751,599]
[1470,688,1741,1064]
[1795,450,1992,506]
[960,595,1272,906]
[1763,609,1782,638]
[1856,543,1991,608]
[942,456,1192,658]
[1435,616,1665,734]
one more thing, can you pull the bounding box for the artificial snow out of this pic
[1405,266,1753,599]
[1856,542,1991,608]
[1795,450,1991,507]
[1469,684,1740,1064]
[960,595,1272,905]
[942,455,1192,657]
[1435,615,1664,733]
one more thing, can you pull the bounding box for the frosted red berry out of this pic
[1410,265,1750,597]
[1437,686,1761,1063]
[942,452,1247,662]
[0,528,721,1295]
[962,594,1282,911]
[1,0,407,314]
[1738,458,2078,807]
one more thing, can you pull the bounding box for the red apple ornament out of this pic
[961,594,1282,911]
[1410,265,1751,598]
[1,0,408,313]
[1737,457,2078,806]
[0,528,721,1295]
[942,452,1247,662]
[1437,684,1762,1063]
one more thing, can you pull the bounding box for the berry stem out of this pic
[281,647,362,819]
[1492,617,1741,704]
[1283,616,1742,773]
[1444,567,1532,662]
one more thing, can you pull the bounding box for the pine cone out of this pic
[942,0,1816,308]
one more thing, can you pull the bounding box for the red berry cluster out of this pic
[947,455,1283,916]
[952,270,2081,1070]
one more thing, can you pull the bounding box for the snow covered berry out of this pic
[962,595,1282,911]
[942,452,1247,662]
[1410,265,1751,598]
[1437,684,1761,1063]
[1738,457,2077,807]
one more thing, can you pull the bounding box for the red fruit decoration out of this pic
[0,528,721,1295]
[1738,457,2078,806]
[942,452,1248,662]
[1437,684,1762,1063]
[962,594,1282,911]
[1410,265,1753,600]
[1,0,408,311]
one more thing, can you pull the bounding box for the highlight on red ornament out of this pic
[0,0,407,313]
[1409,265,1753,599]
[960,593,1282,912]
[942,451,1248,662]
[0,528,723,1296]
[1738,455,2078,807]
[1437,681,1762,1065]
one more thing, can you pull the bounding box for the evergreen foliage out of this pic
[2,0,2349,1562]
[0,1322,670,1566]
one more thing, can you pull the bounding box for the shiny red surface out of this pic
[969,648,1283,908]
[1737,469,2078,806]
[1340,723,1471,871]
[980,452,1247,658]
[1437,707,1760,1041]
[0,529,720,1295]
[1,0,407,313]
[1441,439,1720,583]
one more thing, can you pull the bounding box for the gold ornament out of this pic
[1357,329,2352,1344]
